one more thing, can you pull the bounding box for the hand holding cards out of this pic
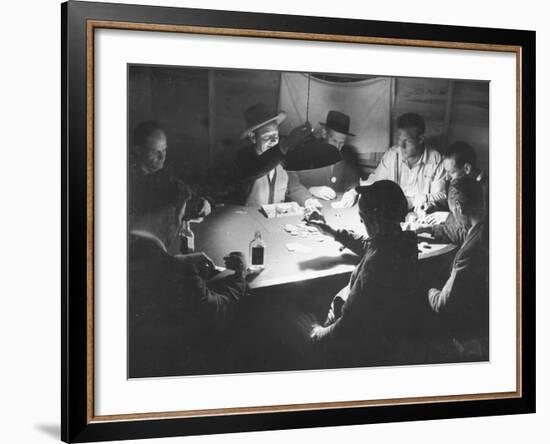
[303,208,337,239]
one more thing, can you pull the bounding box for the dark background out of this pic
[128,65,489,187]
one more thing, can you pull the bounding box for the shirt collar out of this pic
[399,145,428,168]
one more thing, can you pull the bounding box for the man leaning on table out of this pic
[350,112,447,211]
[416,141,489,244]
[305,181,421,366]
[426,176,489,360]
[128,177,249,376]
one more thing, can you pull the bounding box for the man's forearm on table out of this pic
[334,229,368,256]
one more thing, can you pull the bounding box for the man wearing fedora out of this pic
[234,102,311,207]
[286,110,361,208]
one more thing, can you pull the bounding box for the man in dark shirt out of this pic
[443,141,488,185]
[233,102,312,206]
[416,141,489,244]
[130,120,212,224]
[427,177,489,359]
[306,180,421,366]
[128,178,249,377]
[287,110,361,208]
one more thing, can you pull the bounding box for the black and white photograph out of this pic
[127,64,490,379]
[1,0,544,441]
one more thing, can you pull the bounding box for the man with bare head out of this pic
[130,120,211,223]
[133,120,168,175]
[427,177,489,359]
[357,113,447,212]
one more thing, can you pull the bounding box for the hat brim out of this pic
[319,122,355,137]
[240,111,287,139]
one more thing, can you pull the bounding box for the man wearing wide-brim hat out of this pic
[233,102,311,207]
[286,110,361,208]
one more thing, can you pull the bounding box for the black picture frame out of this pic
[61,1,536,442]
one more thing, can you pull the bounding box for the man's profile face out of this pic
[396,127,423,161]
[253,122,279,153]
[141,129,167,174]
[358,202,377,237]
[444,157,467,181]
[325,129,347,150]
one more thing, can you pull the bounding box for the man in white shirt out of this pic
[363,113,446,211]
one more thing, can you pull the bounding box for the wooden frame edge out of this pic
[84,18,525,425]
[89,19,521,52]
[90,391,520,423]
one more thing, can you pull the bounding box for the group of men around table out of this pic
[128,102,489,376]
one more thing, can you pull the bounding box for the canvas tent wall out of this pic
[128,66,490,186]
[392,77,489,174]
[278,73,392,179]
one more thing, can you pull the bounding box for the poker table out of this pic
[193,200,456,290]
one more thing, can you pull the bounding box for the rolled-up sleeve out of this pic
[427,161,447,207]
[429,254,471,314]
[432,215,466,245]
[334,229,369,256]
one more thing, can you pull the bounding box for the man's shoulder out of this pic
[130,231,166,253]
[424,146,444,164]
[380,146,399,160]
[374,231,418,260]
[340,145,359,163]
[455,222,488,261]
[470,221,489,246]
[129,231,170,267]
[341,144,355,155]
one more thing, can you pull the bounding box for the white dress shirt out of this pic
[364,145,447,209]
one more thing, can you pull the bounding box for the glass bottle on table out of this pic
[179,221,195,255]
[249,230,265,272]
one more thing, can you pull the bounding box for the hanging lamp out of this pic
[283,74,342,171]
